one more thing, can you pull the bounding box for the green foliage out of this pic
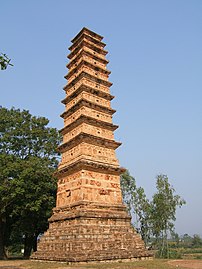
[192,235,202,247]
[0,107,61,258]
[182,247,202,254]
[150,174,186,258]
[0,107,59,160]
[167,234,202,260]
[181,233,193,247]
[167,249,182,259]
[120,170,137,214]
[170,232,180,248]
[120,170,151,244]
[0,53,13,70]
[120,171,186,258]
[155,248,182,259]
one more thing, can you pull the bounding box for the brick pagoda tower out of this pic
[32,28,151,262]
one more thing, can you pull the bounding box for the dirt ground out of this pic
[168,259,202,269]
[0,259,202,269]
[0,260,26,269]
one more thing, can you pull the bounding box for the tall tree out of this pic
[9,156,57,258]
[134,186,151,245]
[120,170,137,215]
[120,170,151,244]
[0,107,61,259]
[150,174,186,258]
[120,171,186,253]
[0,154,23,259]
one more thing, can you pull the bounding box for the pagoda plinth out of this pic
[32,28,152,262]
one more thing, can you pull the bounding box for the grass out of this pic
[2,248,202,269]
[0,259,190,269]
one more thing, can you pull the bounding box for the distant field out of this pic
[170,247,202,260]
[1,259,202,269]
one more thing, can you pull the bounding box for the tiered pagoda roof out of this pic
[58,27,122,176]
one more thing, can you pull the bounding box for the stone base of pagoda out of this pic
[31,202,152,262]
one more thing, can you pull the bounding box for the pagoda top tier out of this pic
[71,27,104,43]
[69,27,106,52]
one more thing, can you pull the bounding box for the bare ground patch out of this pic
[0,260,26,269]
[168,259,202,269]
[0,260,27,268]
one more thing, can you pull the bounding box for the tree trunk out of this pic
[32,235,38,252]
[23,234,37,258]
[0,217,7,260]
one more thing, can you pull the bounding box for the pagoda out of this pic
[32,28,151,262]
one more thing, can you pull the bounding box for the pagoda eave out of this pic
[55,159,126,179]
[63,72,113,91]
[67,50,109,69]
[58,132,122,152]
[68,40,108,60]
[71,27,103,44]
[69,33,106,51]
[61,85,114,105]
[60,99,116,119]
[49,203,130,223]
[66,60,111,80]
[60,115,118,135]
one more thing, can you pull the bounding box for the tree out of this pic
[0,53,13,70]
[181,233,193,247]
[171,232,180,247]
[120,170,151,245]
[0,107,61,259]
[150,174,186,258]
[120,170,137,215]
[0,154,23,259]
[121,171,186,256]
[9,156,57,258]
[134,187,151,245]
[192,234,202,247]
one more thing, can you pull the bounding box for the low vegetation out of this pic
[167,234,202,260]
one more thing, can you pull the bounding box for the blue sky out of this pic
[1,0,202,236]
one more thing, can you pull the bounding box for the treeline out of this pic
[165,234,202,259]
[0,107,186,259]
[170,233,202,248]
